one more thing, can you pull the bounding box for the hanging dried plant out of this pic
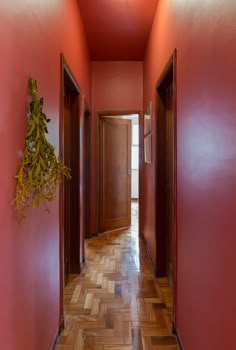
[13,77,71,223]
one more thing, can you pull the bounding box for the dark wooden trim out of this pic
[174,327,184,350]
[59,315,65,334]
[96,110,141,117]
[155,49,177,91]
[95,110,143,235]
[172,50,178,328]
[52,329,60,350]
[141,234,157,275]
[139,111,144,236]
[59,53,65,335]
[155,48,177,323]
[94,111,100,235]
[61,54,81,95]
[143,231,183,349]
[84,99,92,239]
[59,52,82,333]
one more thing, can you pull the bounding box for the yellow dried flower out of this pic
[13,77,71,223]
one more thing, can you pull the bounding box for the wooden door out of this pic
[99,117,131,232]
[165,82,174,288]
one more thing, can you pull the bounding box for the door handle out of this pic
[128,169,131,175]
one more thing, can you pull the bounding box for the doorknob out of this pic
[128,169,131,175]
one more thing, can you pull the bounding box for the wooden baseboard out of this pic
[80,261,84,272]
[173,327,184,350]
[59,315,65,334]
[52,331,60,350]
[51,316,65,349]
[143,234,184,350]
[91,231,99,237]
[141,234,157,275]
[139,231,144,239]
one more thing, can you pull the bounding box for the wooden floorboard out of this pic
[56,203,179,350]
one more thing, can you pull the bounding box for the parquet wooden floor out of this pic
[56,203,180,350]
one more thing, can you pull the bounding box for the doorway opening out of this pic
[95,111,142,236]
[59,54,82,329]
[155,50,177,325]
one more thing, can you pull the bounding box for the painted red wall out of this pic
[91,61,143,233]
[92,62,143,112]
[143,0,236,349]
[0,1,91,349]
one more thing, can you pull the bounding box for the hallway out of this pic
[2,1,236,349]
[56,203,179,349]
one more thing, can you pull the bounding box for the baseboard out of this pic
[51,317,65,349]
[141,234,157,275]
[85,231,98,238]
[59,315,65,334]
[139,232,144,239]
[143,234,183,350]
[80,261,84,272]
[51,330,60,350]
[173,326,184,350]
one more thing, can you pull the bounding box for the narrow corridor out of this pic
[56,203,179,350]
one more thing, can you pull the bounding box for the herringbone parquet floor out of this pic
[56,202,179,350]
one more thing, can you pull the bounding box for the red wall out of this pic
[91,61,143,233]
[143,1,236,349]
[0,1,91,349]
[92,61,143,111]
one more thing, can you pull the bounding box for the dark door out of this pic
[99,117,131,232]
[63,84,81,283]
[156,62,175,290]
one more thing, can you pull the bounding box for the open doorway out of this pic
[155,50,177,325]
[96,112,142,236]
[131,116,140,230]
[59,54,82,329]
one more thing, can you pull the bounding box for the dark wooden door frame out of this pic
[78,97,92,263]
[95,110,143,236]
[83,100,92,240]
[155,49,177,324]
[59,53,83,330]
